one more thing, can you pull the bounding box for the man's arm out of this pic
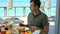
[40,26,49,34]
[42,26,49,34]
[41,14,49,34]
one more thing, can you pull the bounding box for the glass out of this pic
[0,8,4,17]
[1,30,6,34]
[1,29,6,34]
[7,8,15,16]
[0,0,7,6]
[16,8,23,16]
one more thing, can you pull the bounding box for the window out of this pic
[0,8,4,17]
[7,8,15,16]
[16,8,23,16]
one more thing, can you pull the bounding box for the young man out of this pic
[28,0,49,34]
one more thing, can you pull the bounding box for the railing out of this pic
[0,6,56,17]
[0,6,29,17]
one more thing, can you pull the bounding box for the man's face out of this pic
[30,2,36,13]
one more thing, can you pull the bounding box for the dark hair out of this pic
[30,0,41,9]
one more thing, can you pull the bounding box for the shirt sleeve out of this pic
[28,13,31,23]
[41,14,49,26]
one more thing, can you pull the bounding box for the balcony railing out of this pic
[0,6,56,17]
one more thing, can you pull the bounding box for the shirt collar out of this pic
[31,10,42,17]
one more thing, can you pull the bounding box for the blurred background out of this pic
[0,0,56,34]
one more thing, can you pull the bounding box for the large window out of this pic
[0,0,56,34]
[0,8,4,17]
[0,0,56,17]
[16,8,23,16]
[13,0,30,6]
[0,0,7,6]
[7,8,15,16]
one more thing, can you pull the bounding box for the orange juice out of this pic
[1,30,6,34]
[1,28,6,34]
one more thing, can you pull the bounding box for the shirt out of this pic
[28,10,49,29]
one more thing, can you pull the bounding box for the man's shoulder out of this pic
[29,12,32,14]
[39,11,47,17]
[28,12,32,16]
[41,12,48,18]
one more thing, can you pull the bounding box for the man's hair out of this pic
[30,0,41,9]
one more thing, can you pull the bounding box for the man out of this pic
[28,0,49,34]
